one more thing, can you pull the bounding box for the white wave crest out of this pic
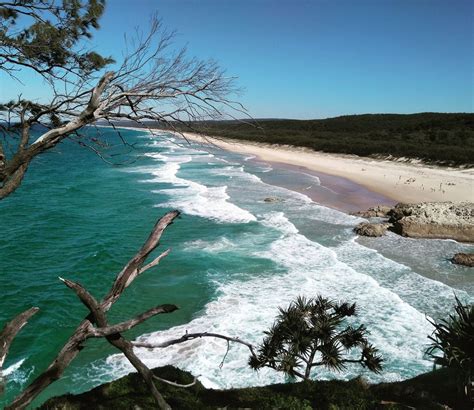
[259,212,299,235]
[128,148,257,224]
[3,359,25,377]
[211,165,263,183]
[335,236,474,317]
[157,185,256,224]
[97,214,434,390]
[184,238,237,253]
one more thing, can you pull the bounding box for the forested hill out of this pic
[119,113,474,166]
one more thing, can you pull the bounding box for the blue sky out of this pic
[2,0,473,119]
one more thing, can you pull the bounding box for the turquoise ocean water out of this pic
[1,127,473,407]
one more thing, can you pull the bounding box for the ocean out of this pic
[1,127,473,407]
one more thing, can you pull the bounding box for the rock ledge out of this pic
[451,253,474,267]
[388,202,474,242]
[354,222,389,237]
[352,205,392,218]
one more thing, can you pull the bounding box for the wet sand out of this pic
[259,160,396,213]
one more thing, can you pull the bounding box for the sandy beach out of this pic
[120,126,473,206]
[166,131,473,205]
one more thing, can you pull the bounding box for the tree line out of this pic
[152,113,474,166]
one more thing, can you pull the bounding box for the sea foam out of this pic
[3,359,25,377]
[96,134,463,392]
[97,212,435,390]
[134,149,257,224]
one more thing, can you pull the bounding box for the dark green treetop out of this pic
[0,0,113,77]
[426,296,474,381]
[250,295,383,380]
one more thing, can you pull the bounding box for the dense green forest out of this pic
[121,113,474,166]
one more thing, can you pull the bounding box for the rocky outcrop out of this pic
[388,202,474,242]
[263,197,283,203]
[451,253,474,267]
[354,222,389,237]
[352,205,393,218]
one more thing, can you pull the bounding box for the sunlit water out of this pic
[1,127,472,407]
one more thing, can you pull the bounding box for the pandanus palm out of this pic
[249,296,383,380]
[426,296,474,398]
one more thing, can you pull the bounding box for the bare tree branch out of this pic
[91,305,178,337]
[133,331,258,359]
[58,276,176,410]
[103,211,179,310]
[153,374,199,388]
[6,210,180,410]
[140,248,171,274]
[0,307,39,370]
[1,14,249,200]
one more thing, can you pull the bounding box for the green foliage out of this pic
[0,0,114,75]
[40,366,470,409]
[249,296,383,380]
[159,113,474,166]
[266,395,313,409]
[426,296,474,379]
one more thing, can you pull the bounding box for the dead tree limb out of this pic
[91,305,178,337]
[132,331,257,359]
[6,210,180,410]
[6,211,255,408]
[0,307,39,371]
[1,14,248,200]
[60,276,175,409]
[153,375,199,388]
[0,307,39,395]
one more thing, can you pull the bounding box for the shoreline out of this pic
[168,131,473,205]
[249,158,396,213]
[119,126,473,207]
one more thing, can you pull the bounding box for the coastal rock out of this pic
[451,253,474,267]
[352,205,393,218]
[354,222,388,237]
[388,202,474,242]
[263,197,282,203]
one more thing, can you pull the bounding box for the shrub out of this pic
[426,296,474,380]
[249,295,383,380]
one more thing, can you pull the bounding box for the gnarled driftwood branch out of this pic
[6,210,179,410]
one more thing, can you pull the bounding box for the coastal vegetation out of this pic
[158,113,474,166]
[39,366,470,409]
[249,296,383,380]
[115,113,474,166]
[426,297,474,388]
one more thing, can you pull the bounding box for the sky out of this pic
[1,0,473,119]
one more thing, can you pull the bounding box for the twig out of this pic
[133,331,257,359]
[153,375,199,388]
